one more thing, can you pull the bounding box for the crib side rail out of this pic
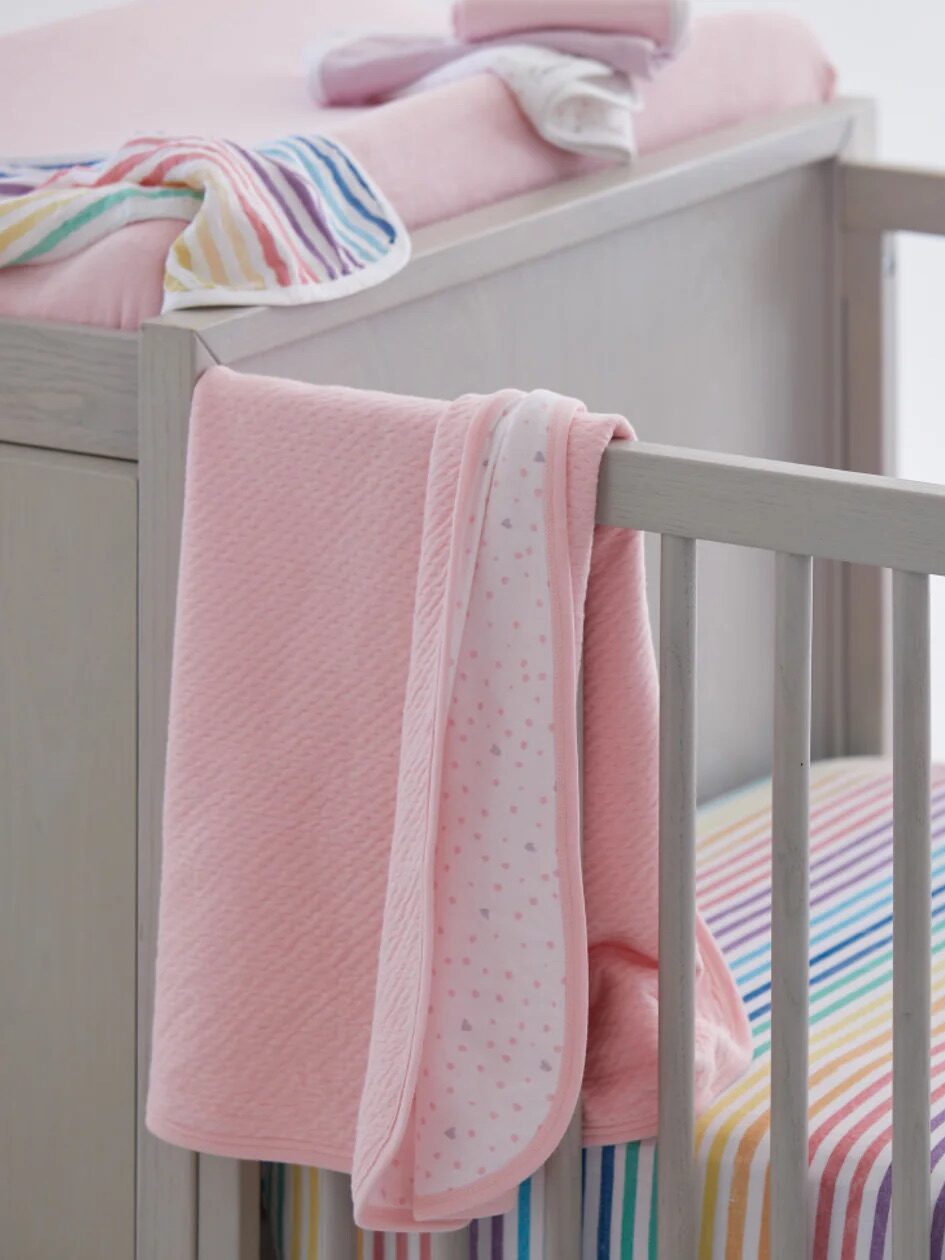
[597,441,945,576]
[597,440,943,1260]
[842,162,945,237]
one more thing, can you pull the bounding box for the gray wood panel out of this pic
[233,163,839,799]
[0,445,137,1260]
[0,320,137,459]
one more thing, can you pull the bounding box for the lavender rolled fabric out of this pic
[307,28,668,107]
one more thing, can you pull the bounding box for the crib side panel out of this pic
[0,445,137,1260]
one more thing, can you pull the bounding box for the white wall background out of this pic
[695,5,945,753]
[700,0,945,750]
[0,0,117,29]
[1,0,943,749]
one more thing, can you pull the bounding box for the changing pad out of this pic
[0,1,834,330]
[265,757,945,1258]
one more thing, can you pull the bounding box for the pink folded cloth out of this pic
[452,0,689,50]
[146,369,750,1229]
[308,30,664,108]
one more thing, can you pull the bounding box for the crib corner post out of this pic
[138,317,227,1260]
[839,223,897,757]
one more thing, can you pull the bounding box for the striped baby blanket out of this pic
[265,756,945,1258]
[0,135,409,311]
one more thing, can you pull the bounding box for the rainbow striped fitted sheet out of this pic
[264,756,945,1259]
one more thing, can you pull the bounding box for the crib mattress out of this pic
[0,2,833,330]
[265,757,945,1259]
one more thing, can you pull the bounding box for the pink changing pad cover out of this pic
[0,2,834,330]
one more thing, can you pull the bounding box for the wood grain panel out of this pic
[0,320,137,458]
[0,445,137,1259]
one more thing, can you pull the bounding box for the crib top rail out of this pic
[598,440,945,574]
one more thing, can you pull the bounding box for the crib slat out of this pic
[430,1228,470,1260]
[892,570,931,1260]
[317,1171,357,1260]
[196,1156,259,1260]
[542,670,585,1260]
[657,534,698,1260]
[543,1104,583,1260]
[769,553,813,1259]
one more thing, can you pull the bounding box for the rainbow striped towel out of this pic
[265,756,945,1259]
[0,134,410,311]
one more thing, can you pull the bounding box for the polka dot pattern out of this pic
[415,396,566,1194]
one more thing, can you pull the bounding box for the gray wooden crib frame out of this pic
[4,94,945,1260]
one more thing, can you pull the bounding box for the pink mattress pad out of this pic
[0,1,833,330]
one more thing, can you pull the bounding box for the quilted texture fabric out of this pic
[146,369,750,1229]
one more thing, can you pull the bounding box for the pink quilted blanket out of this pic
[146,369,750,1229]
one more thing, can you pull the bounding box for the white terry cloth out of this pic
[399,44,638,160]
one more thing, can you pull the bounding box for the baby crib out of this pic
[6,91,945,1259]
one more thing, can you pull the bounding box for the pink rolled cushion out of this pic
[452,0,689,51]
[310,30,663,109]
